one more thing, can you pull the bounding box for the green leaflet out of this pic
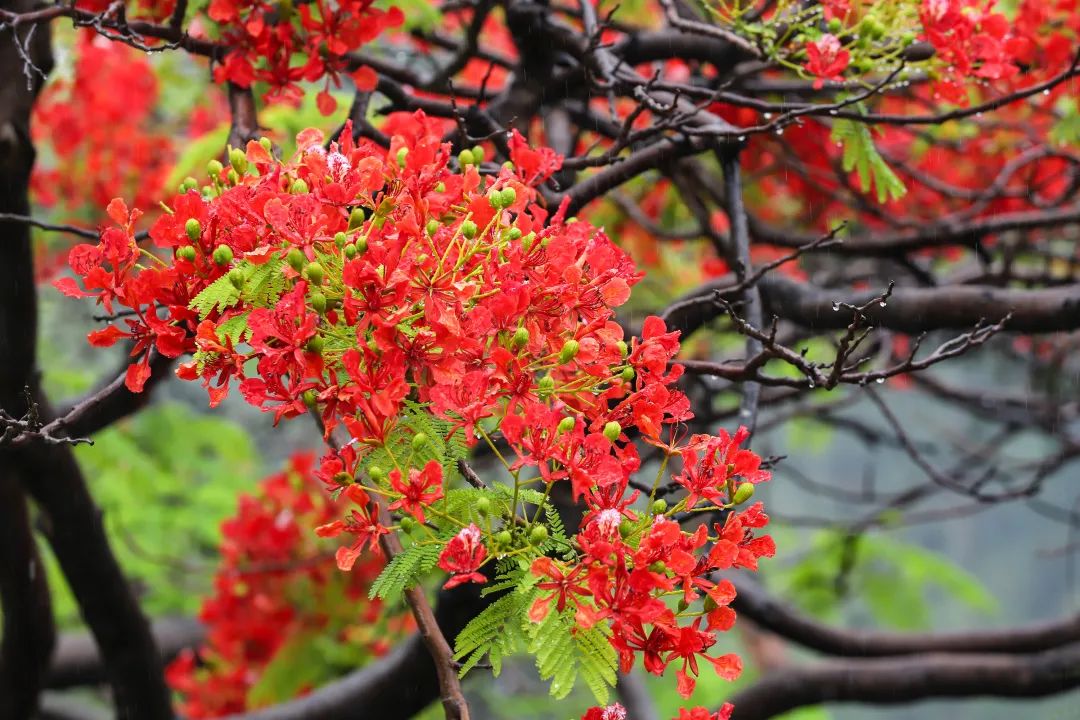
[831,118,907,204]
[368,540,443,601]
[526,607,618,703]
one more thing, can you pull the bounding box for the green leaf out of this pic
[831,119,907,203]
[368,540,442,600]
[189,271,241,318]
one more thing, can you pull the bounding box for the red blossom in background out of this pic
[805,34,850,89]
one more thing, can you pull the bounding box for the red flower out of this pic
[388,460,444,524]
[437,524,488,589]
[805,34,850,89]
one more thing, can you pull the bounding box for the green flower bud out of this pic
[207,159,224,177]
[181,176,199,192]
[396,147,409,168]
[476,497,491,516]
[228,267,246,289]
[368,465,386,482]
[212,244,233,266]
[506,227,522,241]
[259,137,273,152]
[677,598,690,613]
[412,432,428,450]
[603,421,621,442]
[471,145,485,164]
[348,207,366,230]
[303,389,319,408]
[333,471,353,486]
[502,160,514,170]
[616,340,629,357]
[434,181,446,192]
[558,339,580,365]
[305,336,324,354]
[290,178,309,194]
[176,246,197,262]
[344,243,358,259]
[648,561,667,574]
[334,231,348,248]
[310,291,327,313]
[618,519,633,538]
[495,530,513,547]
[399,516,416,533]
[651,499,668,515]
[426,219,439,236]
[185,218,201,242]
[537,375,555,398]
[732,482,756,505]
[511,326,529,349]
[499,187,517,207]
[287,248,306,272]
[461,220,478,239]
[521,231,536,250]
[827,17,842,33]
[227,168,240,186]
[355,236,368,254]
[557,416,576,435]
[529,525,549,544]
[620,366,635,382]
[458,148,475,167]
[304,262,325,286]
[703,595,719,612]
[229,147,248,175]
[488,189,505,210]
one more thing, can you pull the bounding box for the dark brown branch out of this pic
[727,641,1080,720]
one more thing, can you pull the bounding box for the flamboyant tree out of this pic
[0,1,1078,720]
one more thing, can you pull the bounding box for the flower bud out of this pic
[556,416,576,435]
[176,246,197,262]
[287,248,306,272]
[500,187,517,207]
[227,168,240,186]
[476,497,491,516]
[603,421,621,442]
[412,432,428,450]
[502,160,514,170]
[648,561,667,574]
[181,176,199,192]
[495,530,512,547]
[305,336,324,354]
[458,148,474,167]
[304,262,325,286]
[229,147,248,175]
[506,227,522,241]
[537,375,555,398]
[651,499,667,515]
[558,339,580,364]
[529,525,549,544]
[616,340,628,357]
[333,471,353,486]
[618,519,633,538]
[399,516,416,533]
[368,465,386,482]
[355,236,368,254]
[303,389,319,407]
[471,145,485,164]
[334,231,348,248]
[488,189,505,210]
[259,137,273,152]
[207,159,224,177]
[827,17,842,33]
[185,218,201,242]
[396,147,409,168]
[511,326,529,349]
[348,207,366,230]
[521,232,536,250]
[212,244,233,266]
[426,219,439,236]
[310,291,327,313]
[344,243,358,259]
[620,366,635,382]
[677,598,690,613]
[228,267,246,289]
[290,178,308,194]
[732,482,755,505]
[434,181,446,193]
[461,220,478,239]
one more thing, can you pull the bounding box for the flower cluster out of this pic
[60,110,772,702]
[207,0,403,109]
[165,454,409,717]
[584,703,734,720]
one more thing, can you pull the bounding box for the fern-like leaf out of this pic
[368,541,442,601]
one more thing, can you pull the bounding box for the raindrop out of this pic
[764,112,773,119]
[776,128,784,136]
[1043,89,1051,96]
[832,302,840,311]
[879,301,887,307]
[808,380,815,388]
[738,135,746,142]
[829,109,838,115]
[876,377,885,384]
